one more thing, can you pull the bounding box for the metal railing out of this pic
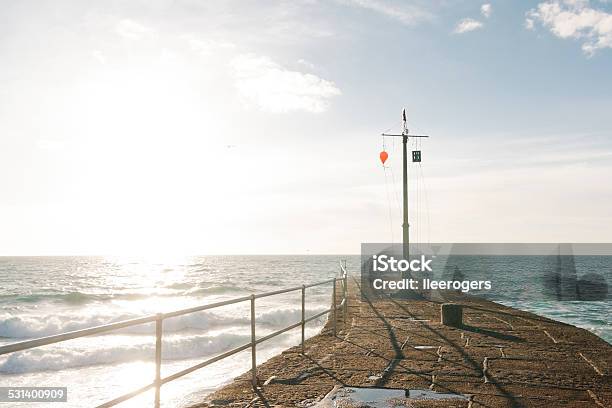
[0,261,349,408]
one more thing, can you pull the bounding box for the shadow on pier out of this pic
[196,276,611,408]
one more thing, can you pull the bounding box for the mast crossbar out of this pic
[381,133,429,138]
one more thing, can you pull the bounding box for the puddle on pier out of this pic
[314,386,469,407]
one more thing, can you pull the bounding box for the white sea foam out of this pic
[0,306,328,339]
[0,313,135,338]
[0,333,254,374]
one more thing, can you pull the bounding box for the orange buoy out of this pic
[379,151,388,164]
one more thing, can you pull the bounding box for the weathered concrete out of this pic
[193,278,611,407]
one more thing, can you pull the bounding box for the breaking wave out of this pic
[0,306,328,339]
[0,285,250,306]
[0,333,255,374]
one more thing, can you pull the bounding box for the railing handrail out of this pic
[0,261,349,408]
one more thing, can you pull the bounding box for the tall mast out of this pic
[402,110,409,259]
[382,109,429,260]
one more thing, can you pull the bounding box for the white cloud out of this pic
[453,18,484,34]
[339,0,433,26]
[297,59,317,70]
[231,54,341,113]
[115,19,156,40]
[453,4,489,35]
[481,4,493,18]
[181,34,235,55]
[527,0,612,55]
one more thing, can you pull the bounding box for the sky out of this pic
[1,0,611,255]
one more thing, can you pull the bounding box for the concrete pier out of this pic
[194,278,611,407]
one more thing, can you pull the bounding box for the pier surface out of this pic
[195,278,611,407]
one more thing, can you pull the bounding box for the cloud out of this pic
[453,4,489,34]
[180,33,235,55]
[230,54,341,113]
[526,0,612,55]
[453,18,484,34]
[481,4,493,18]
[297,59,317,70]
[338,0,433,26]
[115,19,156,40]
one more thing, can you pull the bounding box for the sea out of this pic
[0,255,610,407]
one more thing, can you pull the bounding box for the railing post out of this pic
[332,279,337,336]
[343,272,348,325]
[301,284,305,353]
[250,294,257,388]
[154,313,163,408]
